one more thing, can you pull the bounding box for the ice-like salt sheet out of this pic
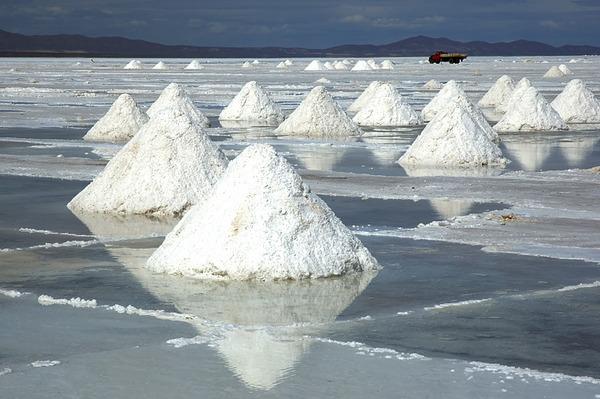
[30,360,61,368]
[38,294,97,308]
[166,335,211,348]
[0,288,28,298]
[0,368,11,376]
[424,298,492,310]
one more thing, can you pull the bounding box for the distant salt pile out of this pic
[304,60,326,71]
[551,79,600,123]
[559,64,573,75]
[348,81,384,112]
[284,59,293,66]
[351,60,373,71]
[543,65,565,78]
[380,60,394,70]
[478,75,515,108]
[333,61,348,70]
[152,61,168,70]
[68,107,228,216]
[276,61,288,69]
[252,60,260,65]
[124,60,142,69]
[219,81,284,125]
[315,77,331,84]
[147,83,210,127]
[422,79,444,90]
[323,61,335,70]
[421,80,467,121]
[353,83,421,127]
[242,61,252,68]
[274,86,362,137]
[146,144,379,280]
[185,60,204,70]
[494,86,568,132]
[496,77,532,113]
[342,59,352,65]
[367,59,380,70]
[399,99,507,167]
[83,94,148,143]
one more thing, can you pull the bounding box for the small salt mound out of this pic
[242,61,252,68]
[185,60,204,70]
[351,60,373,71]
[421,80,467,121]
[551,79,600,123]
[146,144,379,280]
[333,61,348,70]
[124,60,142,69]
[323,61,335,70]
[284,59,293,66]
[219,81,284,125]
[305,60,325,71]
[348,81,384,112]
[252,60,260,65]
[558,64,573,75]
[422,79,443,90]
[544,65,565,78]
[83,94,149,143]
[68,107,228,216]
[380,60,394,70]
[367,59,380,70]
[399,99,507,167]
[276,61,288,69]
[496,77,532,113]
[152,61,167,70]
[494,86,568,132]
[342,59,352,65]
[147,83,210,128]
[315,77,331,84]
[274,86,362,138]
[353,83,421,127]
[478,75,515,108]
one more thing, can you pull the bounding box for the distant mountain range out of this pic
[1,29,599,58]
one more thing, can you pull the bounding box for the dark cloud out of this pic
[0,0,598,47]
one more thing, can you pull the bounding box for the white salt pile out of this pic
[83,94,149,143]
[551,79,600,123]
[219,81,285,125]
[494,86,568,132]
[124,60,142,69]
[324,61,335,70]
[421,80,467,121]
[315,77,331,84]
[544,65,565,78]
[252,60,260,65]
[352,83,421,127]
[367,59,380,70]
[342,59,352,65]
[147,83,210,128]
[351,60,373,71]
[305,60,325,71]
[68,107,228,216]
[284,59,293,66]
[146,144,379,280]
[422,79,444,90]
[276,61,288,69]
[334,61,348,70]
[275,86,362,137]
[496,77,532,113]
[559,64,573,75]
[478,75,515,108]
[152,61,167,70]
[242,61,252,68]
[185,60,204,70]
[380,60,394,70]
[399,98,507,167]
[348,81,384,112]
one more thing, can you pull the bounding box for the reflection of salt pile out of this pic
[496,77,532,113]
[219,81,284,125]
[147,144,379,279]
[380,60,394,70]
[399,99,507,167]
[352,83,421,126]
[274,86,362,137]
[421,80,467,121]
[152,61,167,70]
[185,60,204,70]
[124,60,142,69]
[559,64,573,75]
[558,136,600,167]
[83,94,148,143]
[352,60,373,71]
[544,65,565,78]
[70,211,177,241]
[295,147,344,171]
[148,83,210,127]
[334,61,348,70]
[429,199,474,220]
[68,108,228,216]
[494,86,568,132]
[478,75,515,108]
[422,79,443,90]
[304,60,325,71]
[348,81,384,112]
[502,139,554,171]
[551,79,600,123]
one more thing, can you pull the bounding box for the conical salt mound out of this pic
[559,64,573,75]
[348,81,384,112]
[284,59,293,66]
[274,86,362,137]
[147,83,210,127]
[551,79,600,123]
[422,79,443,90]
[124,60,142,69]
[352,83,421,127]
[252,59,260,65]
[399,99,507,167]
[494,86,568,132]
[478,75,515,108]
[334,61,348,70]
[152,61,167,70]
[323,61,335,70]
[421,80,467,121]
[544,65,565,78]
[351,60,373,71]
[380,60,394,70]
[304,60,325,71]
[242,61,252,68]
[68,107,228,216]
[185,60,204,70]
[83,94,149,143]
[219,81,284,125]
[276,61,287,69]
[146,144,379,280]
[367,59,380,70]
[496,77,532,113]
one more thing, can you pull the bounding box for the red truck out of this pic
[428,51,468,64]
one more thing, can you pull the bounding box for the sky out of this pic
[1,0,600,48]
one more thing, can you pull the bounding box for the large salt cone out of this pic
[478,75,515,108]
[348,81,385,113]
[551,79,600,123]
[352,83,421,127]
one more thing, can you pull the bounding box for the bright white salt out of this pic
[352,83,421,127]
[284,59,293,66]
[252,59,260,65]
[242,61,252,68]
[304,60,325,71]
[315,77,331,84]
[559,64,573,75]
[334,61,348,70]
[551,79,600,123]
[421,80,467,121]
[478,75,515,108]
[219,81,285,125]
[544,65,565,78]
[276,61,287,69]
[496,77,532,113]
[367,59,380,70]
[83,93,149,143]
[351,60,373,71]
[146,144,380,280]
[422,79,444,90]
[68,107,228,216]
[147,82,210,127]
[494,86,568,132]
[348,81,384,112]
[274,86,362,138]
[380,60,394,70]
[152,61,167,70]
[185,60,204,70]
[324,61,335,70]
[124,60,142,69]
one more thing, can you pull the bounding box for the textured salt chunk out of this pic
[304,60,325,71]
[152,61,167,70]
[353,83,422,127]
[147,82,210,127]
[83,94,149,143]
[422,79,444,90]
[399,98,507,167]
[478,75,515,108]
[185,60,204,70]
[348,81,384,112]
[124,60,142,69]
[68,107,228,216]
[219,81,284,125]
[147,144,380,280]
[558,64,573,75]
[496,77,532,113]
[351,60,373,71]
[551,79,600,123]
[494,86,568,132]
[380,60,394,70]
[544,65,565,78]
[274,86,362,137]
[421,80,467,121]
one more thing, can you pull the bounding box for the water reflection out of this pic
[402,164,505,177]
[502,138,555,172]
[557,135,600,168]
[429,199,474,220]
